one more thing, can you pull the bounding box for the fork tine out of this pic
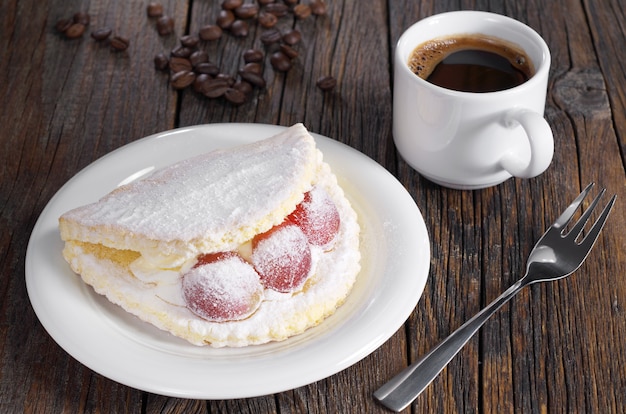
[567,187,606,240]
[578,194,616,251]
[553,182,595,229]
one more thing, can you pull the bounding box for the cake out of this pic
[58,124,361,347]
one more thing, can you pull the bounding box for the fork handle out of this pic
[374,279,525,412]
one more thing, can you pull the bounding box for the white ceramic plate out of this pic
[25,124,430,399]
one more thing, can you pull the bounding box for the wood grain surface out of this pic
[1,0,624,413]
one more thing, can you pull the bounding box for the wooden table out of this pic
[2,0,625,412]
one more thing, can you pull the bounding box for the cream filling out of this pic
[128,236,326,312]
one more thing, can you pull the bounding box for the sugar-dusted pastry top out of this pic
[59,123,320,267]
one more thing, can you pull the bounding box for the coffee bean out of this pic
[234,4,259,19]
[147,3,164,18]
[280,44,298,59]
[65,23,86,39]
[270,51,292,72]
[238,70,266,88]
[216,73,236,86]
[224,88,247,105]
[156,16,175,36]
[180,35,200,48]
[282,29,301,45]
[221,0,243,10]
[217,10,235,29]
[199,24,222,41]
[169,56,192,72]
[202,78,230,98]
[171,45,193,58]
[264,3,288,17]
[283,0,298,5]
[110,36,130,51]
[242,62,263,75]
[73,12,90,26]
[258,11,278,28]
[310,0,327,15]
[189,50,209,67]
[195,62,220,76]
[260,28,281,45]
[233,80,253,95]
[258,0,275,5]
[55,18,73,34]
[193,73,211,93]
[316,75,337,91]
[91,27,112,41]
[229,20,248,37]
[293,4,311,19]
[243,49,264,63]
[154,53,169,71]
[171,70,196,89]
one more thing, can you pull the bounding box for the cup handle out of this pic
[499,109,554,178]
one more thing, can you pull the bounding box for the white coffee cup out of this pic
[393,11,553,189]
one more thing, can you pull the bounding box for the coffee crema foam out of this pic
[408,34,534,81]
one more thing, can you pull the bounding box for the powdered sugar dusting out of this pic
[182,254,264,322]
[251,223,312,293]
[59,124,318,267]
[60,125,362,347]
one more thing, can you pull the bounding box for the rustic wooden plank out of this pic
[0,0,186,412]
[2,0,625,413]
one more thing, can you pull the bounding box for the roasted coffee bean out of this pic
[316,75,337,91]
[154,53,169,71]
[169,56,192,72]
[91,27,112,41]
[224,88,247,105]
[180,35,200,48]
[260,28,282,45]
[55,18,73,33]
[258,0,275,5]
[242,62,263,75]
[193,73,211,93]
[73,12,90,26]
[293,4,311,19]
[243,49,264,63]
[110,36,130,51]
[221,0,243,10]
[171,45,193,58]
[171,70,196,89]
[202,78,230,98]
[233,80,253,95]
[216,10,235,29]
[156,16,175,35]
[199,24,222,41]
[147,3,164,17]
[234,4,259,19]
[65,23,86,39]
[189,50,209,67]
[280,44,298,59]
[270,51,292,72]
[229,20,249,37]
[257,11,278,28]
[310,0,327,15]
[264,3,288,17]
[283,0,298,5]
[282,29,301,45]
[195,62,220,76]
[216,73,236,86]
[238,70,266,88]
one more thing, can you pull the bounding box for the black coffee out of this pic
[408,34,534,93]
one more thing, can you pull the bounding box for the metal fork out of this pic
[374,183,616,412]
